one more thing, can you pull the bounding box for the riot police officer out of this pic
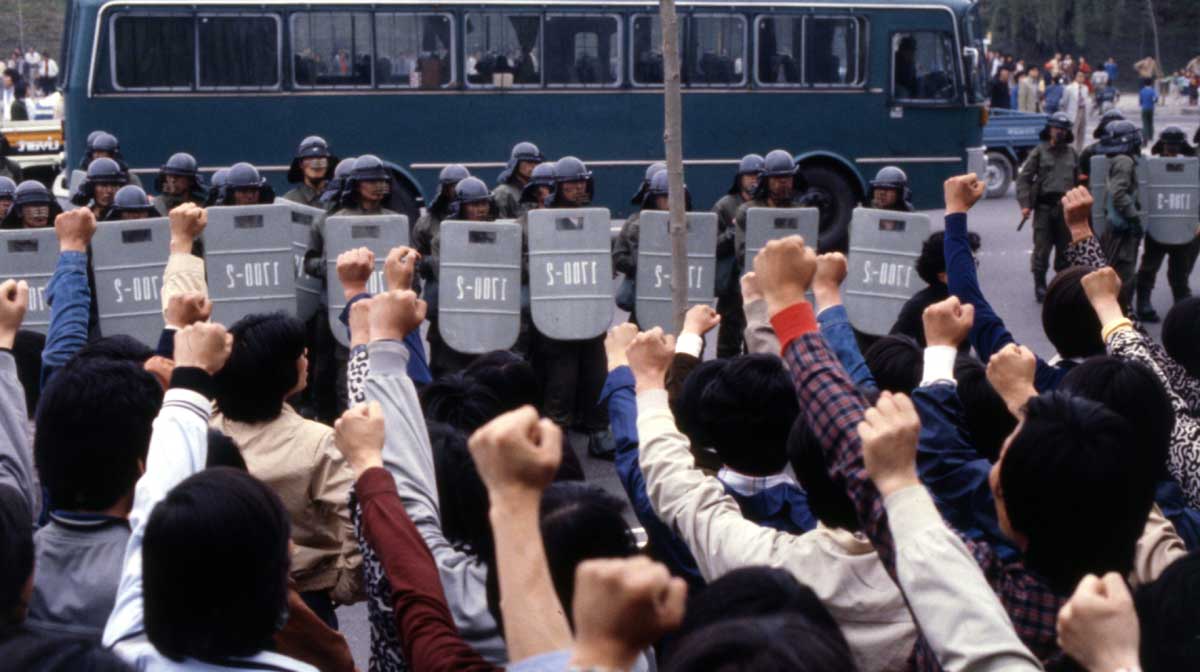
[303,155,398,279]
[153,152,206,216]
[218,162,275,206]
[104,185,159,221]
[0,176,17,220]
[204,168,230,207]
[612,169,692,329]
[79,131,142,188]
[733,149,822,243]
[517,161,557,214]
[1,180,62,229]
[1097,120,1144,311]
[1134,126,1200,321]
[710,154,763,358]
[424,176,496,378]
[866,166,915,211]
[613,162,666,315]
[283,136,337,208]
[493,141,543,218]
[319,157,356,211]
[1079,109,1126,184]
[71,157,128,220]
[412,164,470,278]
[1017,112,1079,302]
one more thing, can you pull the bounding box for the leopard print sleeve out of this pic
[351,496,410,672]
[1064,235,1107,269]
[347,345,370,406]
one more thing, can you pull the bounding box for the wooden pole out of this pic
[1145,0,1162,82]
[659,0,688,333]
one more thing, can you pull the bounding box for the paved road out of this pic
[333,114,1200,668]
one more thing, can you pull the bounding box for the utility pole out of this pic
[659,0,687,331]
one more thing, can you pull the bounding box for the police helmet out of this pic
[318,157,357,207]
[222,162,276,204]
[439,164,471,185]
[1039,113,1075,143]
[81,132,123,167]
[85,130,108,149]
[72,158,129,206]
[520,161,557,204]
[549,156,595,207]
[1093,109,1126,139]
[1096,120,1143,157]
[350,155,391,182]
[643,168,693,211]
[287,135,337,184]
[1151,126,1196,157]
[498,141,544,185]
[0,176,15,200]
[631,161,666,205]
[104,185,158,220]
[727,154,765,195]
[868,166,914,211]
[154,152,204,192]
[753,149,808,200]
[2,180,62,229]
[428,164,471,216]
[205,168,230,206]
[448,176,496,219]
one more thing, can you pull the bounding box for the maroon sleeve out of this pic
[356,467,500,672]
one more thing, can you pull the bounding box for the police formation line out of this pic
[3,134,955,453]
[1018,111,1200,316]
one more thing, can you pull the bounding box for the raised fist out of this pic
[385,246,420,292]
[173,322,233,375]
[752,236,817,316]
[55,208,97,253]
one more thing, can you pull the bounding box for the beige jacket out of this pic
[212,406,364,604]
[637,389,916,672]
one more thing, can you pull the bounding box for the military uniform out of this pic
[152,192,201,217]
[1103,154,1143,310]
[282,182,323,209]
[612,211,641,317]
[491,181,523,219]
[712,192,747,358]
[1016,141,1079,291]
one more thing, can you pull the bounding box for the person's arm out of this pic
[740,273,781,356]
[363,290,504,655]
[1060,188,1109,268]
[665,304,718,406]
[303,215,326,278]
[1109,157,1140,223]
[0,280,36,514]
[273,588,357,672]
[309,431,365,605]
[41,208,97,386]
[813,253,876,391]
[159,204,208,318]
[103,324,231,648]
[1015,145,1039,212]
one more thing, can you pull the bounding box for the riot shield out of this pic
[844,208,930,336]
[280,199,327,322]
[92,218,171,344]
[204,204,297,325]
[0,228,59,333]
[744,207,820,271]
[1089,155,1109,239]
[1142,157,1200,245]
[437,221,522,354]
[635,211,717,332]
[323,214,410,348]
[527,208,614,340]
[67,169,86,195]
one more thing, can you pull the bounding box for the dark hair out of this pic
[11,330,44,419]
[0,485,33,622]
[206,429,247,472]
[677,355,799,476]
[1135,550,1200,671]
[665,614,858,672]
[953,355,1015,463]
[421,373,504,433]
[74,335,155,365]
[1162,297,1200,380]
[214,313,306,422]
[34,358,160,511]
[677,567,840,645]
[1043,267,1105,359]
[540,481,636,624]
[143,468,290,661]
[1060,356,1172,481]
[787,418,860,532]
[430,422,492,561]
[999,392,1153,593]
[916,231,981,286]
[464,350,541,412]
[863,335,922,394]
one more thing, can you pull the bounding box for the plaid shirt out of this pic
[772,303,1065,667]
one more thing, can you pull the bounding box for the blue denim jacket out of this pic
[40,251,92,388]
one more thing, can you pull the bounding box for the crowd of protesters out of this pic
[0,164,1197,672]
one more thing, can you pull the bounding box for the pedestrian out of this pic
[1063,72,1090,152]
[1104,56,1119,87]
[989,67,1011,109]
[1140,77,1159,142]
[1019,66,1041,112]
[1016,113,1079,302]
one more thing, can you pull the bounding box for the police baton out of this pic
[1016,213,1030,231]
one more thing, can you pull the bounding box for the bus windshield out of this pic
[961,4,987,104]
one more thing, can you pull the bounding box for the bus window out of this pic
[545,14,619,87]
[198,14,280,90]
[291,12,373,88]
[111,14,194,90]
[806,17,862,86]
[892,32,958,103]
[465,12,542,88]
[755,15,801,85]
[687,15,745,87]
[374,13,454,89]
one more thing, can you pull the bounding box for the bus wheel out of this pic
[385,184,421,224]
[801,164,857,252]
[984,151,1013,199]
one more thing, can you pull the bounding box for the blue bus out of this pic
[59,0,988,248]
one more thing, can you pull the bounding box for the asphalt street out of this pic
[334,109,1200,669]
